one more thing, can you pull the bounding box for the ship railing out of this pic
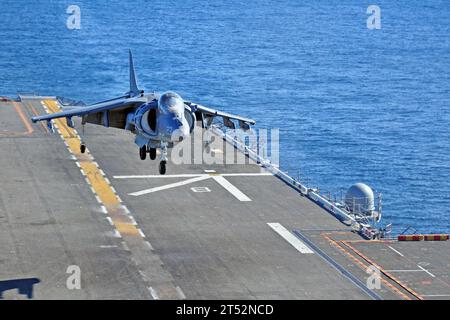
[212,126,361,225]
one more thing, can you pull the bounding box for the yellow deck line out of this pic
[41,99,183,299]
[43,100,140,237]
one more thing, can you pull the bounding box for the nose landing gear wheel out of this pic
[80,143,86,154]
[159,161,166,175]
[139,146,147,160]
[149,148,156,160]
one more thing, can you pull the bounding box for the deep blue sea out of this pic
[1,0,449,234]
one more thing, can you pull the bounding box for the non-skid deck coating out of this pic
[0,96,448,300]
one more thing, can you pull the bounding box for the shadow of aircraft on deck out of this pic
[0,278,40,299]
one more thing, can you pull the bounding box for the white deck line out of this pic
[418,265,436,278]
[148,287,159,300]
[388,246,404,257]
[113,172,272,179]
[129,175,211,196]
[115,174,207,179]
[211,175,252,202]
[267,223,314,254]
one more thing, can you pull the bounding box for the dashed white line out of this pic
[267,223,314,254]
[138,229,146,238]
[100,206,108,214]
[105,217,114,226]
[144,241,154,250]
[176,286,186,299]
[113,230,122,238]
[128,216,137,225]
[149,287,159,300]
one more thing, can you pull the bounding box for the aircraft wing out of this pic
[186,101,256,130]
[31,96,147,124]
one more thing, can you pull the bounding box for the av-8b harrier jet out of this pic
[31,51,255,174]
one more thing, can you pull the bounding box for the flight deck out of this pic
[0,96,449,300]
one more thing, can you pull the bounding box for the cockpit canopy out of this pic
[158,91,185,118]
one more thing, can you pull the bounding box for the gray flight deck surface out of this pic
[0,96,449,300]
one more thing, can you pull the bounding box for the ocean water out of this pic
[0,0,449,234]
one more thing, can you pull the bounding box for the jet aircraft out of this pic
[31,51,256,174]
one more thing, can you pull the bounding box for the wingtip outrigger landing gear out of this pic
[80,122,86,154]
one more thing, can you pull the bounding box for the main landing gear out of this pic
[138,145,167,175]
[139,146,156,161]
[149,148,156,160]
[139,145,147,160]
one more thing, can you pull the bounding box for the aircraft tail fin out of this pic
[128,50,141,96]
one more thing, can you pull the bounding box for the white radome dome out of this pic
[345,183,375,214]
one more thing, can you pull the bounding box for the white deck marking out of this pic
[138,229,146,238]
[418,265,436,278]
[176,286,186,299]
[422,294,450,297]
[212,176,251,202]
[149,287,159,300]
[122,172,271,200]
[129,175,210,196]
[114,172,272,179]
[388,246,404,257]
[115,174,207,179]
[267,223,314,254]
[191,186,211,193]
[144,241,154,250]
